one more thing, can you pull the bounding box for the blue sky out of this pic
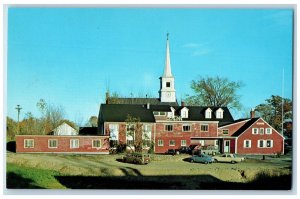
[7,8,293,124]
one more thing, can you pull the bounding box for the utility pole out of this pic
[15,105,22,134]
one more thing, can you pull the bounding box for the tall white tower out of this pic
[159,33,176,102]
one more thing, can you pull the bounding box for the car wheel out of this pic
[214,159,218,163]
[204,161,208,164]
[190,159,194,163]
[176,151,180,155]
[231,160,236,164]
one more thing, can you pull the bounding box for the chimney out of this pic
[105,92,110,104]
[250,108,255,118]
[146,103,150,110]
[181,101,185,107]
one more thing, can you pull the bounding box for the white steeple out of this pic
[163,33,173,77]
[159,33,176,103]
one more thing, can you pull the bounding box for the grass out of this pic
[6,163,66,189]
[6,152,292,189]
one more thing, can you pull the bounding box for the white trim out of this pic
[164,124,174,132]
[24,139,34,148]
[92,139,102,148]
[252,128,259,134]
[182,124,191,132]
[256,118,285,138]
[265,128,272,134]
[243,140,252,148]
[48,139,58,148]
[222,129,229,135]
[70,139,79,149]
[157,139,164,146]
[259,128,264,135]
[218,119,250,128]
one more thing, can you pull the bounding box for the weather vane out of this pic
[167,32,169,40]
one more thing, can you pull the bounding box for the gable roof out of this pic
[231,118,260,137]
[219,118,250,128]
[99,104,234,125]
[107,97,179,106]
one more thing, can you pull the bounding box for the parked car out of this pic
[123,153,151,165]
[178,146,190,154]
[166,149,178,155]
[190,154,215,164]
[214,153,245,164]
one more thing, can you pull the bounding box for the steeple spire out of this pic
[163,33,173,77]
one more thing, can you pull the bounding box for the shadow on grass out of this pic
[6,141,16,153]
[6,172,44,189]
[55,172,292,190]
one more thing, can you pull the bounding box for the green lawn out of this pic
[6,163,66,189]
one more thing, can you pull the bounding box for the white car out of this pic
[214,153,245,164]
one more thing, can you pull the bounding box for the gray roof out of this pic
[99,104,234,125]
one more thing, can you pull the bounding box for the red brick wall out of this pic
[236,118,284,155]
[218,120,249,136]
[154,122,218,153]
[16,135,110,154]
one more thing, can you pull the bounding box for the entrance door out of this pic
[224,140,230,153]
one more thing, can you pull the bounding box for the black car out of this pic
[178,146,190,154]
[167,149,178,155]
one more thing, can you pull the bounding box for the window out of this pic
[24,139,34,148]
[266,128,272,134]
[205,108,212,119]
[215,140,219,146]
[260,128,264,135]
[180,107,189,118]
[48,139,58,148]
[182,124,191,132]
[153,111,166,116]
[70,139,79,149]
[142,124,151,140]
[126,124,135,145]
[216,108,224,119]
[169,140,175,146]
[166,82,171,87]
[258,140,264,148]
[181,140,187,146]
[244,140,251,148]
[158,140,164,146]
[92,139,101,148]
[266,140,273,148]
[201,124,209,132]
[252,128,258,134]
[165,124,173,131]
[109,124,119,140]
[222,129,229,135]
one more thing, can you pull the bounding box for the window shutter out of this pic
[271,140,273,148]
[249,140,251,148]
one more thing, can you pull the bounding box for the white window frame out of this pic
[257,140,265,148]
[201,124,209,132]
[165,124,173,132]
[109,124,119,141]
[24,139,34,148]
[205,109,212,119]
[48,139,58,148]
[126,124,135,144]
[180,107,189,119]
[158,140,164,146]
[266,140,273,148]
[70,139,79,149]
[142,124,152,141]
[181,140,187,146]
[216,108,224,119]
[243,140,251,148]
[182,124,191,132]
[169,140,175,146]
[260,128,264,135]
[92,139,102,148]
[252,128,258,135]
[215,140,219,146]
[266,128,272,134]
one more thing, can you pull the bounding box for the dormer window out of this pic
[216,108,224,119]
[205,108,212,119]
[181,107,189,118]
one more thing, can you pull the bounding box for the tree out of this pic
[125,114,143,152]
[255,95,292,134]
[6,117,18,141]
[185,76,243,110]
[88,116,98,127]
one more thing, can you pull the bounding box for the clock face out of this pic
[167,92,171,97]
